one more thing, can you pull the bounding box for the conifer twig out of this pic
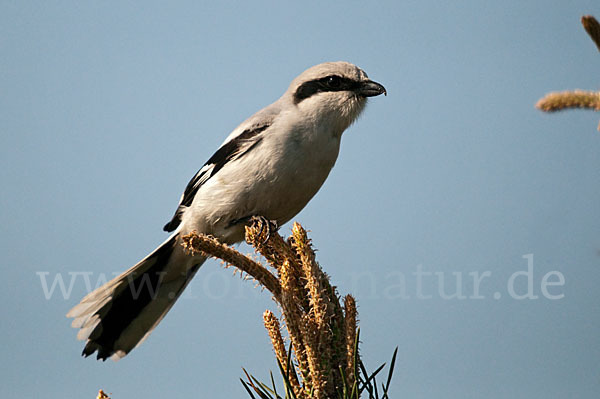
[182,220,396,398]
[181,231,281,299]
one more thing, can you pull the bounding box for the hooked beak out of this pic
[357,80,387,97]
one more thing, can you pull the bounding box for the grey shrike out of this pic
[67,61,386,360]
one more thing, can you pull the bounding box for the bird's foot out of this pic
[248,215,279,243]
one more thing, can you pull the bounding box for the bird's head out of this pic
[286,61,386,136]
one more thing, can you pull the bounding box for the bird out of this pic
[67,61,386,361]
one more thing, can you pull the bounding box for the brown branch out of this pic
[181,231,281,299]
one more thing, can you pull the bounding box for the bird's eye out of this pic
[325,75,342,89]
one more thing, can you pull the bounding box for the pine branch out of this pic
[182,221,397,398]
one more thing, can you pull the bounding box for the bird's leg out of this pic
[228,215,279,243]
[248,215,279,243]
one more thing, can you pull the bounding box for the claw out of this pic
[249,216,278,243]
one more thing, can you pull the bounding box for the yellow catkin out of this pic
[344,295,358,387]
[181,231,281,299]
[279,259,312,395]
[263,310,304,398]
[291,223,328,330]
[281,256,321,395]
[264,310,287,367]
[282,306,313,396]
[291,223,346,397]
[536,90,600,112]
[297,314,326,399]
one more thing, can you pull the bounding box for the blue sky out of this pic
[1,1,599,398]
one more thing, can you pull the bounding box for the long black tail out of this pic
[67,233,205,360]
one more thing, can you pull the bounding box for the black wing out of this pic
[163,123,270,232]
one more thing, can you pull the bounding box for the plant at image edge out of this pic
[536,15,600,130]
